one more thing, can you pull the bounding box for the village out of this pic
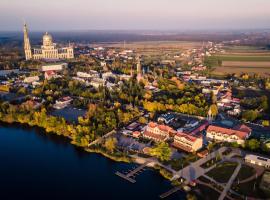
[0,29,270,199]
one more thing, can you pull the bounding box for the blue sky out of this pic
[1,0,270,31]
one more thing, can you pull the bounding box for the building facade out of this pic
[172,132,203,152]
[143,122,176,142]
[245,154,270,168]
[206,125,251,144]
[23,23,74,60]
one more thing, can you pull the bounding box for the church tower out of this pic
[136,56,142,82]
[23,23,32,60]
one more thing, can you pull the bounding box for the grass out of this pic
[196,184,220,200]
[236,165,256,181]
[232,176,269,199]
[206,162,237,183]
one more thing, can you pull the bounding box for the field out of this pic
[91,41,202,56]
[212,45,270,76]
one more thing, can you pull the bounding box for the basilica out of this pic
[23,23,74,60]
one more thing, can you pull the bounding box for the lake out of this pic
[0,123,185,200]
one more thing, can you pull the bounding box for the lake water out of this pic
[0,123,185,200]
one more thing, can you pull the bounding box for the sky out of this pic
[1,0,270,31]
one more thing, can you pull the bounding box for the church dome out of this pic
[43,32,53,46]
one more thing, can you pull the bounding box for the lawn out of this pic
[232,176,269,199]
[236,165,256,181]
[206,162,237,183]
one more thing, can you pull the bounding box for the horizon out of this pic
[1,0,270,31]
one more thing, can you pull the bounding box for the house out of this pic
[197,149,209,158]
[172,132,203,152]
[132,131,141,139]
[245,154,270,168]
[206,125,251,144]
[53,96,73,109]
[126,122,141,131]
[142,122,176,142]
[44,70,57,80]
[24,76,39,83]
[158,113,175,124]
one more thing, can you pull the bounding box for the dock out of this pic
[115,161,151,183]
[159,186,181,199]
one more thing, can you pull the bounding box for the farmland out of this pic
[211,45,270,76]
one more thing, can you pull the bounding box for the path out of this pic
[218,161,242,200]
[88,130,116,147]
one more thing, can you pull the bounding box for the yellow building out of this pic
[23,23,74,60]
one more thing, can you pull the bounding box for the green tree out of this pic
[149,142,172,162]
[245,139,260,151]
[242,110,258,122]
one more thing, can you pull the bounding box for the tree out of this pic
[245,139,260,151]
[104,137,118,153]
[242,110,258,122]
[149,142,172,162]
[209,104,218,117]
[186,193,197,200]
[138,116,147,124]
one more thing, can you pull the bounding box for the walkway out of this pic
[218,161,242,200]
[171,147,229,182]
[196,180,234,200]
[88,130,116,147]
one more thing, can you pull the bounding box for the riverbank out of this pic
[0,120,176,185]
[0,124,183,200]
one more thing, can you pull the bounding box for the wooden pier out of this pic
[159,186,182,199]
[115,161,151,183]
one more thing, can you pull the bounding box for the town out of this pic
[0,23,270,200]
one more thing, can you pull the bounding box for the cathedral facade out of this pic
[23,23,74,60]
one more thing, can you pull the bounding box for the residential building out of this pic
[172,132,203,152]
[24,76,39,83]
[143,122,176,142]
[245,154,270,168]
[206,125,251,144]
[41,63,66,72]
[158,113,175,124]
[53,96,73,109]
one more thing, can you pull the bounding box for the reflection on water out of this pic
[0,122,185,200]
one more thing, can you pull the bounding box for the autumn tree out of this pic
[149,142,172,162]
[104,137,118,153]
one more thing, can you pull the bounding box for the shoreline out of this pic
[0,120,175,183]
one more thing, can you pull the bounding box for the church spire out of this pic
[23,22,32,60]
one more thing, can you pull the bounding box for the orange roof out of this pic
[207,125,249,140]
[147,122,176,134]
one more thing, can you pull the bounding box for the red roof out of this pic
[147,122,176,135]
[45,70,55,76]
[207,125,249,140]
[175,132,198,142]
